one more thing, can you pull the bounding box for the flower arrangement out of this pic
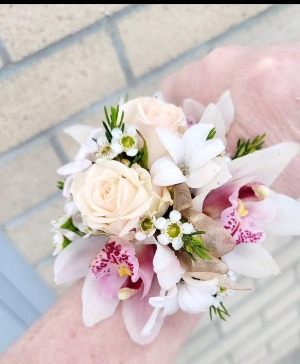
[52,91,300,344]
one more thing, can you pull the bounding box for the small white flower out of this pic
[135,214,156,241]
[111,125,139,157]
[51,214,69,230]
[155,210,194,250]
[95,136,118,161]
[53,231,64,256]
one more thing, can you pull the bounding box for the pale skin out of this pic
[1,45,300,364]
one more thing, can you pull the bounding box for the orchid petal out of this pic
[153,244,185,290]
[178,276,218,314]
[82,272,120,327]
[64,125,97,145]
[199,104,227,145]
[149,285,179,316]
[182,123,214,161]
[182,98,205,125]
[156,127,184,164]
[265,192,300,235]
[54,235,108,284]
[135,244,155,297]
[222,243,280,278]
[122,277,164,345]
[193,157,232,212]
[229,142,300,186]
[216,90,234,133]
[151,156,185,186]
[187,160,221,189]
[57,159,91,176]
[189,138,225,170]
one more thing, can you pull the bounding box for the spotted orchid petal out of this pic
[54,235,108,284]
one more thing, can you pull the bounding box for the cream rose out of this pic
[120,97,187,167]
[70,161,158,237]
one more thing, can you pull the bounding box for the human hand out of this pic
[161,45,300,198]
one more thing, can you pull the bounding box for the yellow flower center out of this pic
[237,199,248,217]
[118,266,131,277]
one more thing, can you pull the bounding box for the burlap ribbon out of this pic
[174,183,247,290]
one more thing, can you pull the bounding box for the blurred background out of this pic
[0,4,299,363]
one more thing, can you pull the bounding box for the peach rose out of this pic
[120,97,187,167]
[70,161,162,237]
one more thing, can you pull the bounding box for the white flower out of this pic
[142,244,219,333]
[52,231,64,256]
[150,123,225,188]
[111,125,139,157]
[95,136,118,161]
[135,214,156,241]
[155,210,194,250]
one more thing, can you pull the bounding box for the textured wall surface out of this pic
[0,4,299,363]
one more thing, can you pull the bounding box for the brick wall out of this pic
[0,4,299,363]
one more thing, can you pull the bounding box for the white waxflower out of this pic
[111,125,139,157]
[135,214,156,241]
[155,210,194,250]
[95,136,118,161]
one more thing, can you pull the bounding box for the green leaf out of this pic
[57,181,64,190]
[60,218,84,236]
[136,131,149,170]
[102,121,112,142]
[182,232,211,261]
[233,134,266,159]
[60,217,77,232]
[206,127,216,140]
[209,302,230,321]
[62,236,72,249]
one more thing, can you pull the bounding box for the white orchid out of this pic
[150,123,225,188]
[141,244,219,335]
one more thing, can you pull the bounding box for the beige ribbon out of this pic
[173,183,247,290]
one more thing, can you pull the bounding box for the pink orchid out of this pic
[195,142,300,278]
[54,235,164,344]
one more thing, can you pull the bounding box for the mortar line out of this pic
[3,193,61,230]
[0,4,288,164]
[109,22,134,84]
[0,37,11,66]
[0,4,148,82]
[49,134,69,165]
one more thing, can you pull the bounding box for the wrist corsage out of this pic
[52,91,300,344]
